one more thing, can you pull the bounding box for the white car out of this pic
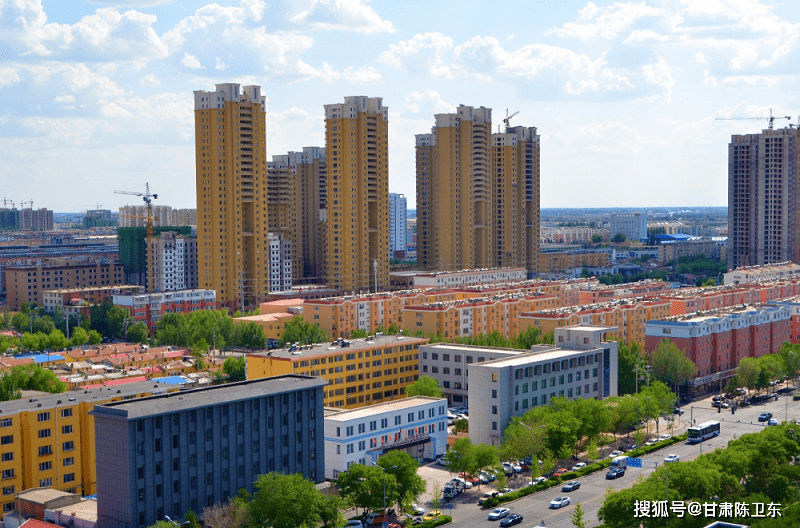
[644,439,657,446]
[609,450,623,457]
[529,476,547,486]
[549,496,571,509]
[664,454,680,463]
[658,434,671,441]
[345,521,363,528]
[488,508,510,520]
[571,462,586,471]
[411,504,425,516]
[436,455,448,467]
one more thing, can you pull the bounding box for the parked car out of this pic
[365,512,388,525]
[549,496,571,509]
[673,407,685,415]
[529,476,547,486]
[664,454,680,463]
[571,462,586,471]
[478,491,499,506]
[758,412,773,422]
[561,480,581,492]
[460,472,481,486]
[768,418,779,426]
[552,468,569,478]
[606,468,626,480]
[621,443,638,452]
[511,463,523,474]
[499,513,523,527]
[487,508,510,521]
[658,434,671,442]
[436,455,448,466]
[609,450,624,457]
[480,471,496,483]
[411,504,425,516]
[345,521,363,528]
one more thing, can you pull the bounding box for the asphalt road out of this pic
[426,391,800,528]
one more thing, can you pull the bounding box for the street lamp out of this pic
[518,421,545,469]
[373,462,397,525]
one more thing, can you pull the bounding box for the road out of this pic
[417,391,799,528]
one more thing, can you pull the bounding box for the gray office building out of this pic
[92,375,326,528]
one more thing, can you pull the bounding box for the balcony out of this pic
[366,431,431,454]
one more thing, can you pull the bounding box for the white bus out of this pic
[687,420,721,443]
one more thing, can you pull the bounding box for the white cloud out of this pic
[701,72,779,88]
[162,0,266,50]
[215,57,227,71]
[181,52,203,69]
[404,90,452,115]
[642,58,673,90]
[54,94,76,104]
[549,1,665,40]
[342,65,382,83]
[140,73,160,87]
[378,32,454,78]
[623,29,668,44]
[289,0,395,33]
[86,0,176,6]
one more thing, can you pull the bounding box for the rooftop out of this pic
[324,396,445,421]
[251,334,427,360]
[91,375,326,420]
[473,346,601,368]
[17,487,76,505]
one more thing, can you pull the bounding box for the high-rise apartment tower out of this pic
[416,106,540,273]
[389,193,407,256]
[728,126,800,270]
[194,83,269,311]
[324,97,389,292]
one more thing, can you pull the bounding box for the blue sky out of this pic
[1,0,799,211]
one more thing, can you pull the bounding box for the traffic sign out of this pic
[626,457,643,468]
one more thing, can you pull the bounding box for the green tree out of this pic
[738,357,761,394]
[318,495,347,528]
[405,375,443,398]
[184,510,200,528]
[472,444,500,487]
[617,341,645,395]
[649,339,696,394]
[11,312,29,333]
[779,343,800,382]
[453,418,469,433]
[591,234,603,243]
[222,356,246,382]
[146,522,175,528]
[571,501,588,528]
[351,329,368,338]
[202,496,252,528]
[430,482,442,513]
[250,472,324,528]
[47,329,69,350]
[612,233,627,243]
[444,438,475,476]
[233,321,267,349]
[279,316,328,347]
[378,450,426,510]
[126,322,149,344]
[69,326,88,348]
[337,464,397,513]
[701,278,716,287]
[87,329,102,345]
[0,364,67,401]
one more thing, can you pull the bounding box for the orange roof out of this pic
[236,312,295,322]
[22,520,62,528]
[0,357,35,368]
[262,298,305,306]
[81,376,148,389]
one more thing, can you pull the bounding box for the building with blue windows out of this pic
[92,375,325,528]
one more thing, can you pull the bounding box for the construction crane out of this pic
[115,183,158,238]
[503,109,519,131]
[715,108,792,130]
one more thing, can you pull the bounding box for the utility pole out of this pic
[64,312,69,341]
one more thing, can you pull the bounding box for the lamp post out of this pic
[374,462,397,526]
[518,422,544,471]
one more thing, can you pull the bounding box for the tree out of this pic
[222,356,246,382]
[405,375,443,398]
[184,510,200,528]
[445,437,475,476]
[279,316,328,347]
[472,444,500,487]
[87,329,102,345]
[649,339,696,394]
[612,233,627,243]
[127,322,149,344]
[250,472,324,528]
[202,497,252,528]
[337,464,397,513]
[617,341,645,395]
[738,357,761,395]
[571,501,588,528]
[378,450,426,510]
[318,495,347,528]
[47,329,69,351]
[233,322,267,349]
[701,278,716,287]
[453,418,469,433]
[430,482,442,513]
[591,234,603,243]
[0,364,67,402]
[779,343,800,382]
[69,326,88,348]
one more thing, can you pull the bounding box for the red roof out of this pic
[22,520,62,528]
[81,376,148,389]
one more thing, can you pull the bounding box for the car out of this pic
[561,480,581,492]
[487,508,510,520]
[529,476,547,486]
[456,413,469,421]
[423,511,443,522]
[606,468,626,479]
[460,472,481,485]
[664,454,680,463]
[768,418,779,426]
[411,504,425,516]
[345,521,363,528]
[480,470,496,482]
[571,462,586,471]
[621,443,638,452]
[436,455,448,466]
[673,407,685,415]
[456,406,468,414]
[609,450,624,458]
[552,468,569,477]
[498,487,513,495]
[659,434,672,441]
[478,491,499,505]
[499,513,524,527]
[712,401,730,409]
[644,438,657,446]
[758,412,773,422]
[511,463,523,474]
[549,496,571,509]
[365,512,388,525]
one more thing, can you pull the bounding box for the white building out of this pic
[723,262,800,286]
[146,231,198,292]
[324,396,448,479]
[268,232,292,292]
[467,326,618,446]
[389,193,407,256]
[411,267,527,289]
[610,212,647,242]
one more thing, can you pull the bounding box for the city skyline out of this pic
[1,0,799,210]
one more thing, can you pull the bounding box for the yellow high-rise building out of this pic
[416,107,541,274]
[323,97,389,293]
[194,83,270,311]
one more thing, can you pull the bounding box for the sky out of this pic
[1,0,799,212]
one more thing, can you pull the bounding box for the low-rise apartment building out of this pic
[724,262,800,286]
[469,326,618,445]
[112,290,217,334]
[539,250,611,274]
[409,268,527,289]
[246,335,427,409]
[323,396,447,479]
[42,285,144,317]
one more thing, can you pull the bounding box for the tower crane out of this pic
[503,109,519,131]
[114,183,158,239]
[715,108,792,130]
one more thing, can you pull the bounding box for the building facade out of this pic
[194,83,270,310]
[728,127,800,270]
[267,147,327,283]
[247,335,426,409]
[145,231,198,293]
[42,285,144,317]
[610,212,647,241]
[113,290,217,334]
[389,193,407,257]
[324,396,447,479]
[92,375,325,528]
[18,209,54,231]
[324,96,389,293]
[468,326,618,446]
[267,232,292,292]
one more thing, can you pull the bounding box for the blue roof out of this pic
[154,376,189,385]
[16,353,66,363]
[655,233,693,241]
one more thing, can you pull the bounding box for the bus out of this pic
[687,420,721,443]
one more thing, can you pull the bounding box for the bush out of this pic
[415,515,452,528]
[793,394,800,401]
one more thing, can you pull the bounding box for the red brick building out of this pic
[112,289,217,334]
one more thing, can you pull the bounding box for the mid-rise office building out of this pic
[194,83,270,310]
[468,325,618,446]
[389,193,407,257]
[92,375,325,528]
[145,231,198,292]
[324,96,389,293]
[728,126,800,269]
[268,147,327,283]
[416,106,540,273]
[324,396,447,479]
[610,212,647,242]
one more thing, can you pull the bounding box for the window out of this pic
[63,441,75,451]
[1,470,14,480]
[2,486,14,495]
[491,406,497,415]
[61,408,72,418]
[38,429,51,439]
[62,425,73,435]
[1,453,12,462]
[0,419,11,428]
[39,478,52,487]
[63,457,74,467]
[38,445,52,456]
[37,412,50,422]
[39,461,52,471]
